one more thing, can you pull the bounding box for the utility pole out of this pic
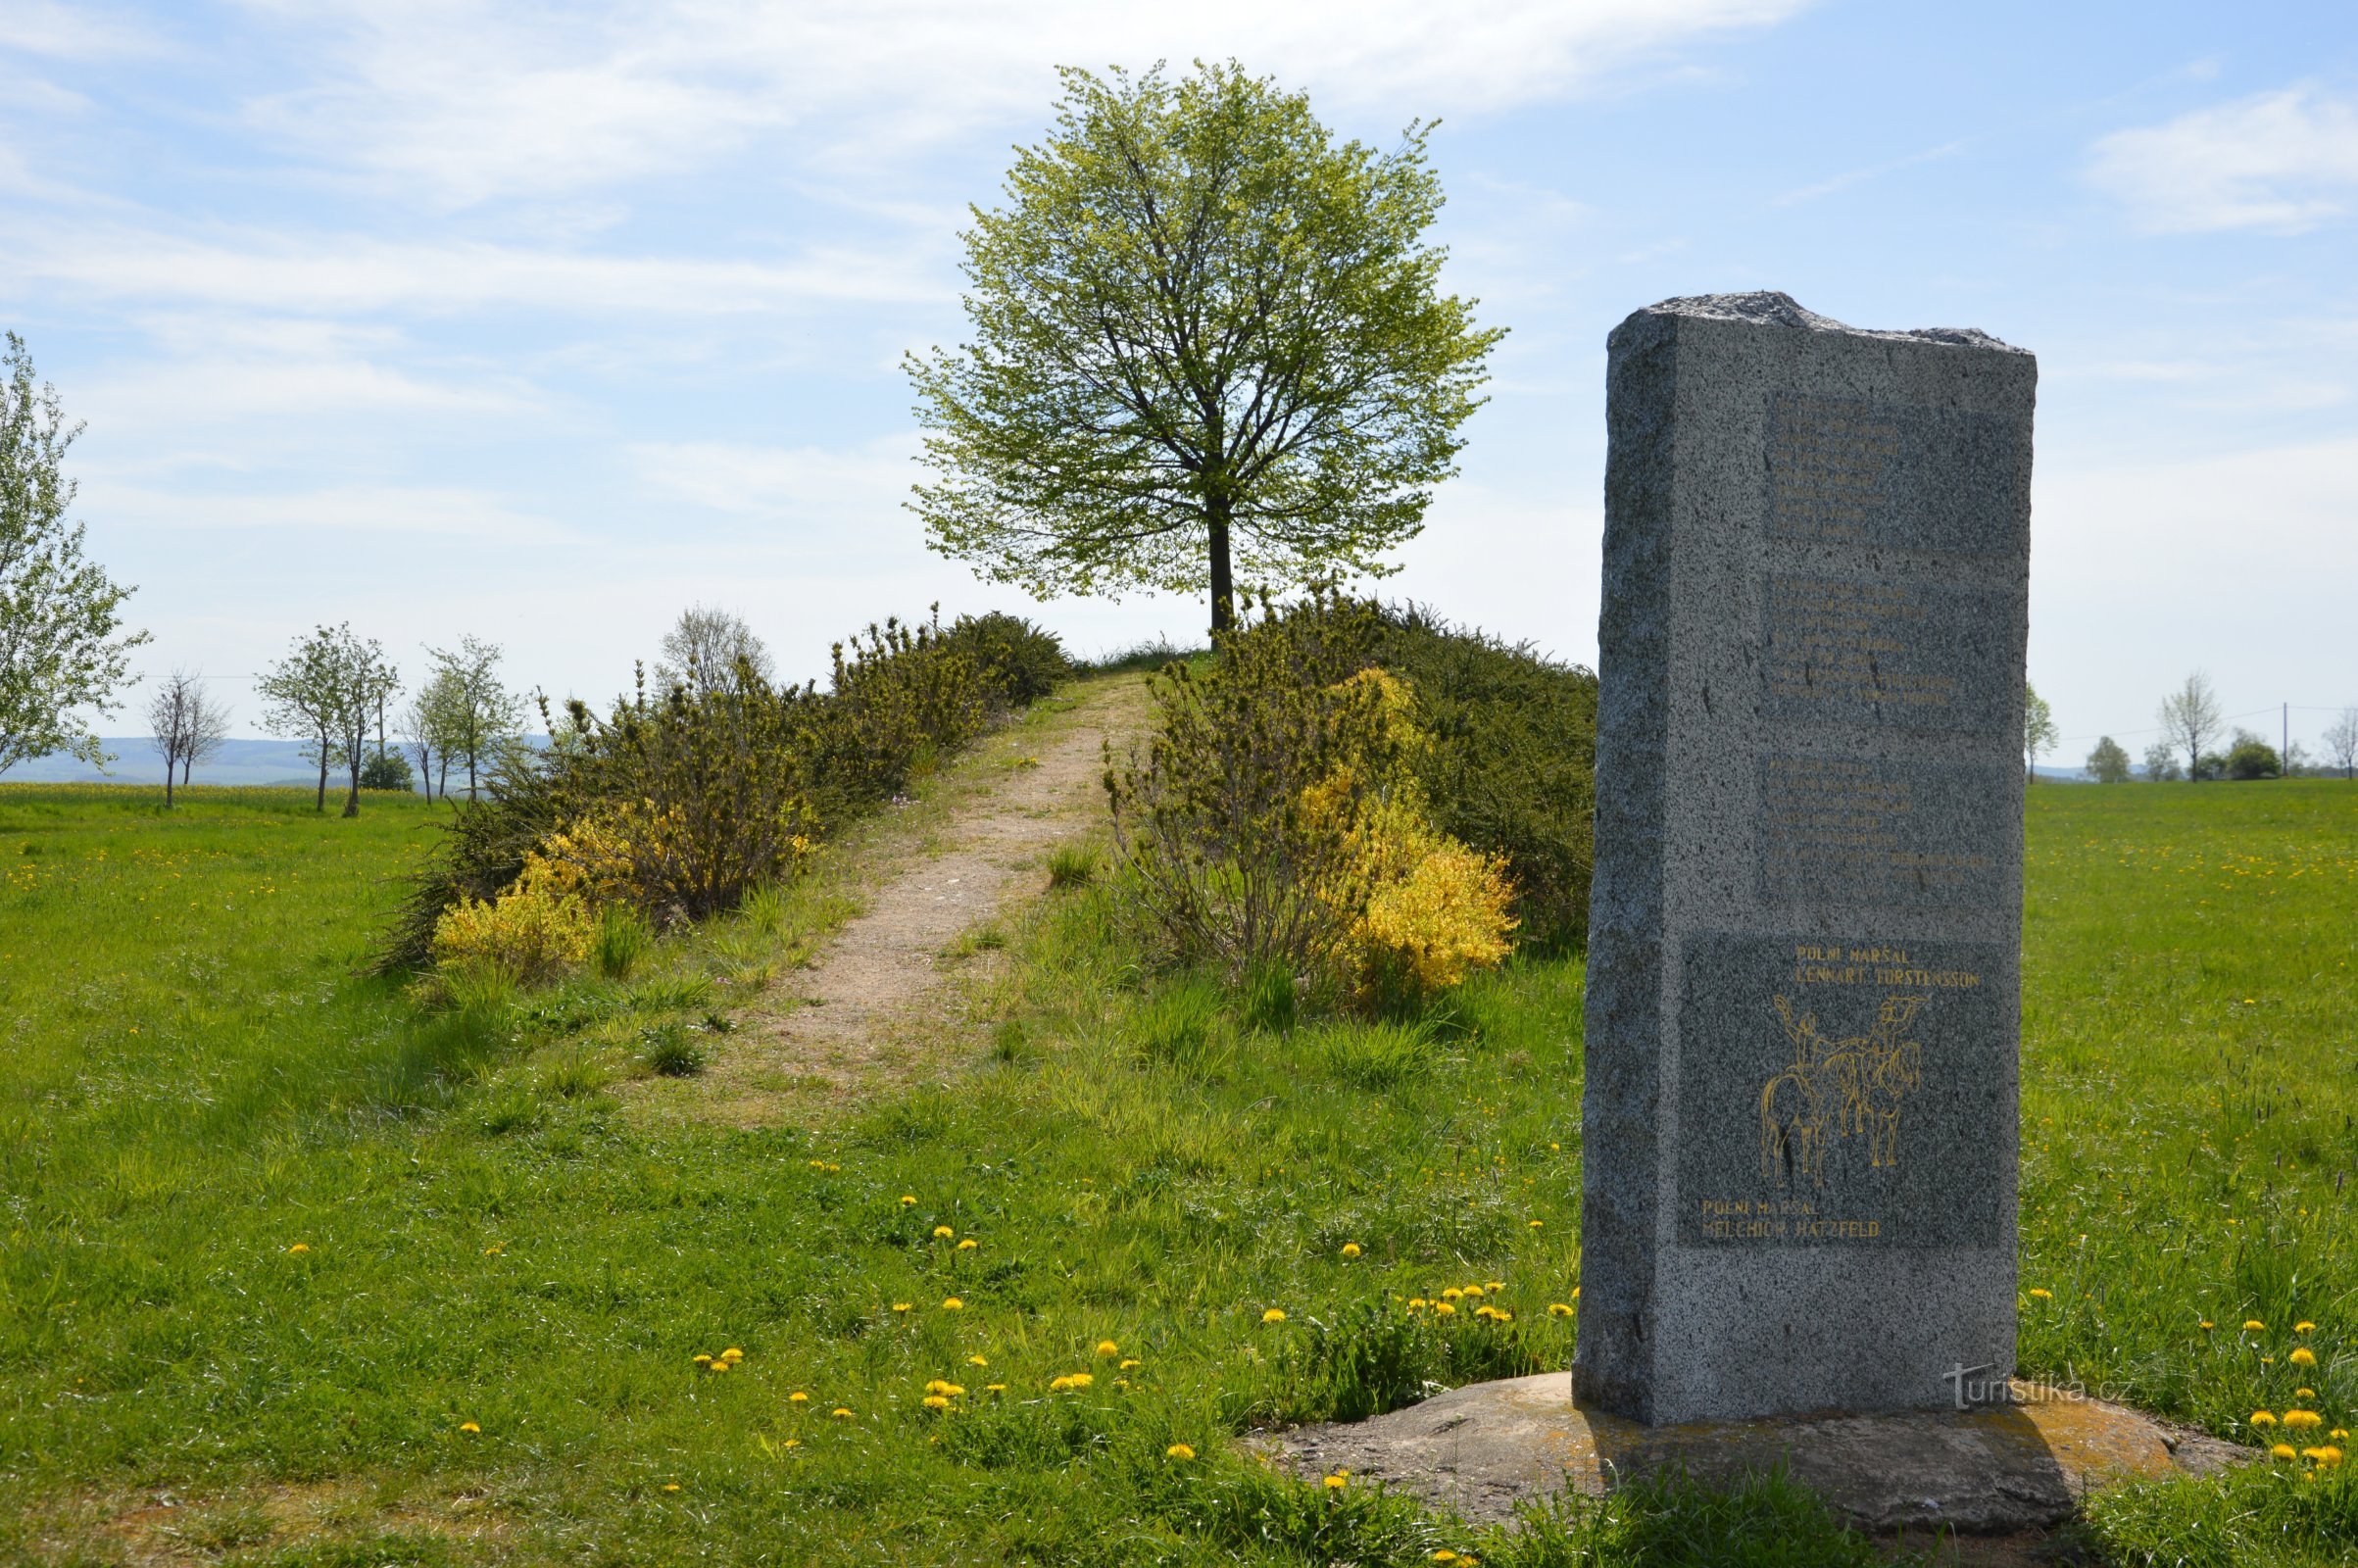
[2284,702,2290,777]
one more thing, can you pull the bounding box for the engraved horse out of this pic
[1856,997,1926,1169]
[1759,998,1836,1188]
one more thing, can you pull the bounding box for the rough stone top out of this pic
[1619,290,2027,355]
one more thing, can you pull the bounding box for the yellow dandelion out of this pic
[1342,1243,1361,1258]
[721,1348,743,1362]
[958,1239,977,1250]
[1262,1308,1287,1324]
[2334,1429,2350,1442]
[693,1354,712,1365]
[2322,1446,2346,1466]
[967,1355,990,1367]
[2254,1411,2279,1427]
[2287,1410,2325,1430]
[2291,1348,2318,1367]
[1069,1372,1094,1389]
[789,1391,809,1403]
[2028,1288,2051,1299]
[943,1384,965,1396]
[1098,1340,1119,1356]
[782,1438,799,1448]
[1487,1281,1504,1293]
[1166,1442,1197,1460]
[1433,1301,1457,1317]
[933,1225,955,1239]
[892,1302,911,1314]
[1120,1358,1141,1370]
[922,1395,949,1410]
[2274,1443,2298,1460]
[1442,1288,1463,1301]
[1528,1219,1544,1229]
[1408,1298,1428,1309]
[943,1297,963,1310]
[1049,1376,1074,1392]
[2299,1388,2318,1399]
[1324,1473,1349,1491]
[2298,1321,2319,1334]
[901,1196,917,1206]
[2245,1319,2267,1332]
[986,1384,1007,1394]
[1433,1554,1458,1565]
[459,1421,480,1434]
[287,1244,310,1254]
[1462,1285,1485,1298]
[925,1379,955,1395]
[2200,1320,2216,1331]
[662,1482,680,1492]
[709,1359,730,1373]
[831,1407,853,1419]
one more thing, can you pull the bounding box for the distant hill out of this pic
[4,738,546,791]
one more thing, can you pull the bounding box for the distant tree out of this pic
[2140,741,2183,782]
[0,331,149,776]
[655,606,773,698]
[329,635,398,817]
[2022,682,2058,781]
[2086,735,2133,784]
[2326,707,2358,781]
[906,62,1504,635]
[258,626,348,809]
[2224,728,2281,781]
[424,636,523,799]
[360,750,415,791]
[2157,670,2224,783]
[145,667,201,807]
[398,676,461,800]
[182,680,230,788]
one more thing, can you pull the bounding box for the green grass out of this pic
[5,766,2358,1563]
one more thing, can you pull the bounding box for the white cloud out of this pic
[0,223,944,315]
[79,478,573,544]
[2089,84,2358,234]
[230,0,1812,207]
[0,1,165,59]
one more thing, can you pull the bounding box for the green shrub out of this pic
[378,606,1065,971]
[1372,605,1597,950]
[359,752,415,792]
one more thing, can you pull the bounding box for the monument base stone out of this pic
[1258,1375,2241,1538]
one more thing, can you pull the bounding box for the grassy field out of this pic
[5,728,2358,1565]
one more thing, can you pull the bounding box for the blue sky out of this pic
[4,0,2354,761]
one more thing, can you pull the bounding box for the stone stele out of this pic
[1579,292,2035,1424]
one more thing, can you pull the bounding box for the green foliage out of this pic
[2088,734,2135,784]
[2024,679,2058,777]
[907,62,1504,632]
[359,751,415,792]
[2081,1460,2358,1567]
[2227,728,2283,781]
[1374,604,1597,950]
[0,332,148,775]
[377,607,1064,971]
[638,1019,708,1077]
[1239,960,1298,1035]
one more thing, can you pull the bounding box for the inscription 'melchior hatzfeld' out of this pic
[1766,392,2025,558]
[1678,932,2007,1249]
[1762,574,2013,732]
[1758,756,2013,907]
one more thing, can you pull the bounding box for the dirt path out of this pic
[691,674,1149,1121]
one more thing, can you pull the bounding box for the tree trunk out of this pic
[181,754,192,788]
[315,730,329,810]
[1207,499,1234,637]
[164,754,174,808]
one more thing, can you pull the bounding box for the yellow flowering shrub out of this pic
[430,879,593,982]
[1351,841,1516,999]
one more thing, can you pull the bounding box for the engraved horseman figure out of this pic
[1759,993,1927,1186]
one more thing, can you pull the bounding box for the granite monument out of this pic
[1577,292,2035,1424]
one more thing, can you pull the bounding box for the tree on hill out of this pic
[2086,735,2132,783]
[259,626,347,809]
[330,636,398,816]
[0,332,148,776]
[2326,708,2358,781]
[2022,682,2057,781]
[2157,671,2223,782]
[907,62,1505,636]
[2141,741,2182,782]
[656,606,772,698]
